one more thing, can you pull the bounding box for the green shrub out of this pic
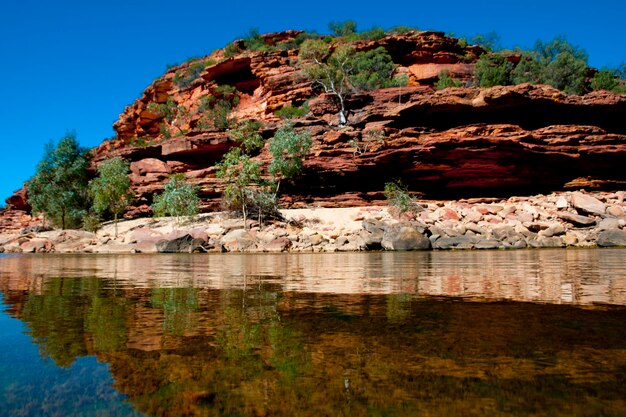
[329,20,357,37]
[435,69,461,89]
[173,61,209,89]
[358,27,386,41]
[223,42,239,58]
[475,53,512,87]
[268,124,312,183]
[274,102,309,119]
[277,31,320,50]
[229,120,264,153]
[384,181,418,214]
[387,26,418,35]
[82,211,101,233]
[196,85,240,130]
[129,136,157,148]
[243,27,274,52]
[471,32,500,52]
[591,69,619,91]
[151,174,200,221]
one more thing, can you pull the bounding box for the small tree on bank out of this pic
[151,174,200,222]
[89,157,133,237]
[27,132,90,229]
[268,124,312,195]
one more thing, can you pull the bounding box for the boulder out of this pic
[263,237,292,252]
[221,229,257,252]
[570,192,606,216]
[432,235,476,250]
[381,223,431,251]
[558,212,596,227]
[474,239,501,250]
[156,234,206,253]
[598,218,621,231]
[597,230,626,247]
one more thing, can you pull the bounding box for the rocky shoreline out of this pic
[1,190,625,254]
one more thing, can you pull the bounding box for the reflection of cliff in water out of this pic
[1,254,625,416]
[1,249,625,305]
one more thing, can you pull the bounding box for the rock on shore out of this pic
[1,191,625,254]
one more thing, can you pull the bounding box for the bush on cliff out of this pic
[476,36,589,94]
[27,132,91,230]
[435,70,461,90]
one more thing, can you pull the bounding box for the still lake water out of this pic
[0,249,625,416]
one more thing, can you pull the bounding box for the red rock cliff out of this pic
[7,30,626,218]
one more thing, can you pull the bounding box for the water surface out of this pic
[0,250,625,416]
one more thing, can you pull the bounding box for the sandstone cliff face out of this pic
[5,30,626,219]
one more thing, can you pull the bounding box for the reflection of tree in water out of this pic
[5,277,626,416]
[150,288,200,336]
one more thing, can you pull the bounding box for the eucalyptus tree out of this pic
[27,132,90,229]
[89,157,133,237]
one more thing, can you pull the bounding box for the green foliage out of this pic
[541,49,587,95]
[216,147,268,223]
[223,42,240,58]
[358,27,386,41]
[229,120,264,153]
[173,60,212,89]
[277,31,321,50]
[148,97,189,136]
[151,174,200,220]
[129,136,156,148]
[471,32,500,51]
[387,26,418,35]
[435,69,461,90]
[384,181,418,214]
[27,132,90,229]
[268,124,312,182]
[243,27,272,52]
[89,157,133,236]
[350,47,401,90]
[274,102,309,119]
[475,53,513,87]
[329,20,357,37]
[82,211,101,233]
[473,36,590,95]
[591,69,619,91]
[299,40,401,124]
[510,52,544,84]
[196,85,240,130]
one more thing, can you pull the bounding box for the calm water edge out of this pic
[0,249,625,417]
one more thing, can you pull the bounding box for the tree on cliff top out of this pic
[299,40,405,125]
[28,132,90,229]
[89,157,133,237]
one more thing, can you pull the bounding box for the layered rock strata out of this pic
[3,30,626,229]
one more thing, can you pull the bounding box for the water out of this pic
[0,249,624,416]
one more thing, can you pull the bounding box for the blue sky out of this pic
[1,0,624,204]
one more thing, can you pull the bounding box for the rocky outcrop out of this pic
[2,191,625,254]
[3,30,626,225]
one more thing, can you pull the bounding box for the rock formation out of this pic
[3,30,626,230]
